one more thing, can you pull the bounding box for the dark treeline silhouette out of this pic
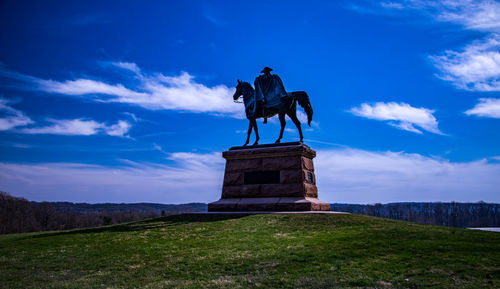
[0,192,206,234]
[52,201,206,214]
[3,191,499,233]
[331,202,500,227]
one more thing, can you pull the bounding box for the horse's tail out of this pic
[294,91,313,127]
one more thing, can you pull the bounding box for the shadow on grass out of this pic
[18,213,250,240]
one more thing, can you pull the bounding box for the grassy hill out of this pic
[1,213,499,288]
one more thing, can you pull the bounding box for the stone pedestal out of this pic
[208,142,330,211]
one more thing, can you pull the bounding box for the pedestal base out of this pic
[208,197,331,212]
[208,142,330,212]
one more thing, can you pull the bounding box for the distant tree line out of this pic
[4,191,499,233]
[331,202,500,227]
[0,192,206,234]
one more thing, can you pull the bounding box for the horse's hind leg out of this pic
[251,118,260,145]
[288,110,303,142]
[275,113,286,143]
[244,120,253,146]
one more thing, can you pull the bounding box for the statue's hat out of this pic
[261,67,273,73]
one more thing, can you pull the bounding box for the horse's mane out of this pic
[241,81,254,91]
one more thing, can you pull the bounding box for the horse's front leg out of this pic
[244,120,253,146]
[275,113,286,143]
[251,118,260,145]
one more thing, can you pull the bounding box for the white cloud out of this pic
[0,98,34,130]
[167,152,224,169]
[377,0,500,32]
[433,0,500,32]
[430,36,500,91]
[1,148,499,204]
[37,78,146,98]
[0,153,225,203]
[133,71,239,114]
[21,119,102,135]
[111,61,141,74]
[370,0,500,92]
[0,97,132,137]
[122,112,139,122]
[0,63,242,117]
[20,118,132,137]
[349,102,443,134]
[315,148,500,203]
[465,98,500,118]
[380,2,405,10]
[104,120,132,137]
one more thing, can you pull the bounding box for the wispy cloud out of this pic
[0,98,34,130]
[465,98,500,118]
[432,0,500,32]
[21,119,102,135]
[315,148,500,203]
[0,97,131,137]
[21,118,132,137]
[0,153,225,203]
[380,2,405,10]
[202,3,226,26]
[2,148,499,203]
[104,120,132,137]
[0,62,242,117]
[430,36,500,91]
[110,61,141,74]
[37,78,146,98]
[349,102,443,134]
[378,0,500,32]
[356,0,500,92]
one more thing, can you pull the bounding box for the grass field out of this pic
[1,213,499,288]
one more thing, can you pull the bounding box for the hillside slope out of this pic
[1,214,499,288]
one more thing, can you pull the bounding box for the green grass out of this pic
[1,214,499,288]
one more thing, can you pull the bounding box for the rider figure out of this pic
[254,67,287,124]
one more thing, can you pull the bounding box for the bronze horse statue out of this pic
[233,80,313,146]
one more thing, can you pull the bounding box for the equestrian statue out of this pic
[233,67,313,146]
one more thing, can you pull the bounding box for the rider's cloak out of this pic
[254,74,287,108]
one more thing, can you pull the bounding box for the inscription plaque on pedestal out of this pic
[208,142,331,211]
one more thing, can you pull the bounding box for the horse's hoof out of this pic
[252,142,259,146]
[275,140,281,144]
[243,143,248,146]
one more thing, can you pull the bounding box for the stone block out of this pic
[306,197,332,211]
[236,198,280,211]
[274,197,330,211]
[222,184,260,198]
[225,159,262,172]
[223,172,244,186]
[304,183,318,198]
[302,157,314,171]
[274,197,314,211]
[260,183,304,197]
[262,156,301,170]
[280,169,303,184]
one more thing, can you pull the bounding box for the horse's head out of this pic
[233,79,244,101]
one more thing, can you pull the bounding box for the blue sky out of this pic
[1,0,499,204]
